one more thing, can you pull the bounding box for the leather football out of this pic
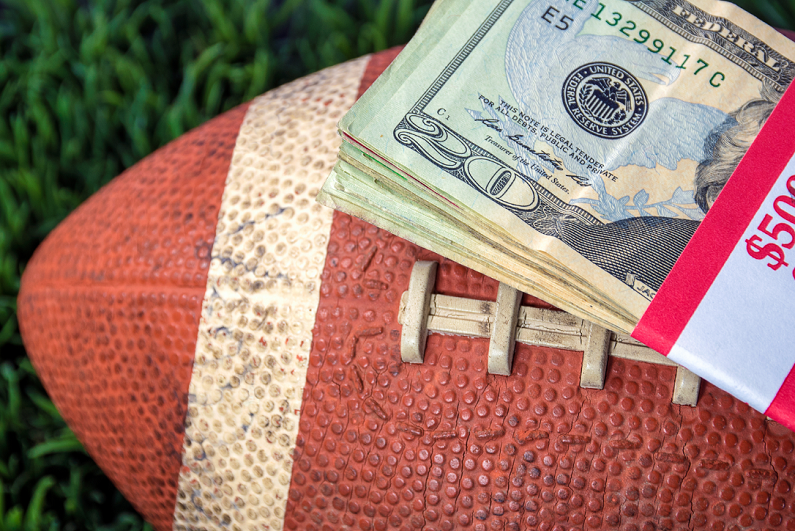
[17,42,795,531]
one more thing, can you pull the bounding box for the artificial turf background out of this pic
[0,0,791,528]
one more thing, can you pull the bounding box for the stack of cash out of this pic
[319,0,795,334]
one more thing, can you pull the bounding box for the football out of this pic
[17,39,795,531]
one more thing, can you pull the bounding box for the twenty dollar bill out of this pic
[320,0,795,333]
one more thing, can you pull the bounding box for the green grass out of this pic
[0,0,791,529]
